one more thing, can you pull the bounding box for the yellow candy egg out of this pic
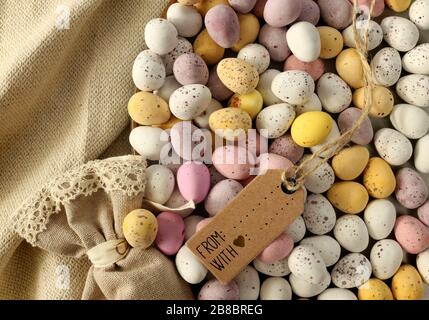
[209,107,252,141]
[228,90,263,119]
[231,13,260,52]
[128,91,170,125]
[193,29,225,65]
[336,48,365,89]
[291,111,333,147]
[332,145,369,181]
[385,0,411,12]
[152,115,181,130]
[353,86,394,118]
[217,58,259,94]
[327,181,369,214]
[358,279,394,300]
[318,26,344,59]
[392,265,424,300]
[123,209,158,249]
[194,0,229,16]
[363,157,396,199]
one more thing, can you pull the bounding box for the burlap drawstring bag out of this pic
[9,155,193,300]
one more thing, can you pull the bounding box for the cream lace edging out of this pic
[10,155,147,246]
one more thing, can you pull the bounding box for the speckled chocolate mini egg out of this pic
[374,128,413,166]
[331,253,372,289]
[217,58,259,94]
[342,20,383,51]
[358,279,394,300]
[166,3,202,38]
[258,24,291,62]
[318,288,357,300]
[209,107,252,141]
[163,37,193,75]
[396,75,429,108]
[332,145,369,181]
[334,214,369,253]
[205,179,243,216]
[402,43,429,75]
[271,70,315,105]
[302,194,336,236]
[370,239,403,280]
[263,0,302,28]
[371,47,402,87]
[392,265,424,300]
[132,50,165,92]
[285,216,306,243]
[253,255,291,277]
[394,215,429,254]
[417,249,429,284]
[336,48,364,89]
[144,165,175,205]
[122,209,158,249]
[318,0,353,30]
[289,272,331,298]
[269,134,304,164]
[256,103,295,139]
[231,13,260,52]
[363,157,396,199]
[415,135,429,174]
[234,265,260,300]
[176,245,208,284]
[409,0,429,30]
[364,199,397,240]
[299,155,335,194]
[205,4,240,48]
[354,86,394,118]
[260,277,292,300]
[395,167,428,210]
[317,72,351,113]
[238,43,270,74]
[173,53,209,85]
[300,235,341,267]
[297,0,320,25]
[144,18,178,55]
[328,182,369,215]
[381,16,419,52]
[288,245,329,285]
[198,280,240,300]
[169,84,212,120]
[390,104,429,139]
[128,91,170,126]
[256,69,283,106]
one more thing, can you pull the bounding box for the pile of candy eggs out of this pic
[124,0,429,300]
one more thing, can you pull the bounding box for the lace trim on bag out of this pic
[10,155,147,245]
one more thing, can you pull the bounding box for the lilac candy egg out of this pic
[173,53,209,85]
[252,0,267,18]
[205,179,243,216]
[228,0,257,13]
[418,201,429,227]
[269,134,304,164]
[212,145,256,180]
[258,24,291,62]
[205,5,240,48]
[394,215,429,254]
[395,168,428,209]
[297,0,320,25]
[155,212,185,256]
[338,107,374,145]
[263,0,302,27]
[207,66,234,101]
[258,233,294,263]
[318,0,353,30]
[198,280,240,300]
[177,161,211,204]
[257,153,294,174]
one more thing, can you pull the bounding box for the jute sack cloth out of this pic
[0,0,193,299]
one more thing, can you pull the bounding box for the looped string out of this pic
[282,0,376,192]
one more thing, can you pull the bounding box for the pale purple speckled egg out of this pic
[318,0,353,30]
[207,66,233,101]
[418,201,429,227]
[205,5,240,48]
[177,161,211,204]
[257,233,294,263]
[205,179,243,216]
[257,153,294,174]
[269,134,304,164]
[173,53,209,85]
[395,168,428,209]
[297,0,320,25]
[198,280,240,300]
[394,215,429,254]
[212,145,256,180]
[228,0,257,13]
[338,107,374,145]
[155,212,185,256]
[258,24,291,62]
[263,0,302,27]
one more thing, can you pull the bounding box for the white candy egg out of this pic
[132,50,166,91]
[144,165,175,204]
[295,93,322,115]
[289,272,331,298]
[256,69,283,106]
[162,37,193,75]
[169,84,212,120]
[166,3,202,37]
[402,43,429,75]
[300,235,341,267]
[370,239,403,280]
[260,277,292,300]
[286,22,321,63]
[342,20,383,51]
[317,73,352,114]
[364,199,396,240]
[288,245,328,285]
[370,47,402,87]
[390,104,429,139]
[415,134,429,173]
[409,0,429,30]
[145,18,179,55]
[416,249,429,284]
[331,253,372,289]
[271,71,315,105]
[256,103,296,139]
[237,44,270,74]
[235,266,260,300]
[317,288,357,300]
[302,194,336,235]
[300,155,335,194]
[334,214,369,253]
[175,246,207,284]
[285,215,306,243]
[374,128,413,166]
[129,126,168,161]
[154,75,181,102]
[381,16,419,52]
[396,74,429,108]
[253,256,291,277]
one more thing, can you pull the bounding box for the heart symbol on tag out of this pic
[233,235,245,248]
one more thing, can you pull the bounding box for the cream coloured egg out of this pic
[144,165,175,205]
[402,44,429,75]
[129,126,168,161]
[289,272,331,298]
[285,215,306,243]
[317,288,357,300]
[316,72,352,114]
[260,277,292,300]
[371,47,402,87]
[342,20,383,51]
[409,0,429,30]
[331,253,372,289]
[169,84,212,120]
[145,18,179,55]
[364,199,396,240]
[234,266,260,300]
[166,3,202,37]
[302,194,336,235]
[286,21,321,63]
[416,249,429,284]
[370,239,403,280]
[237,43,270,74]
[415,134,429,173]
[175,246,208,284]
[334,215,369,253]
[132,50,165,91]
[253,255,291,277]
[381,16,419,52]
[396,74,429,108]
[288,245,328,285]
[374,128,413,166]
[390,104,429,139]
[300,235,341,267]
[299,155,335,194]
[271,71,315,105]
[256,103,296,139]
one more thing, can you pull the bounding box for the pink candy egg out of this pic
[418,201,429,227]
[212,145,256,180]
[173,53,209,85]
[205,5,240,48]
[205,179,244,216]
[395,168,428,209]
[269,134,304,164]
[257,233,294,263]
[347,0,385,17]
[198,280,240,300]
[338,107,374,145]
[284,55,324,81]
[237,131,269,157]
[207,66,234,101]
[196,217,214,232]
[177,161,211,204]
[228,0,257,13]
[394,215,429,254]
[256,153,294,174]
[263,0,303,27]
[155,212,185,256]
[297,0,320,25]
[258,24,291,62]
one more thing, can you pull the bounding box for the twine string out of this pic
[282,0,376,192]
